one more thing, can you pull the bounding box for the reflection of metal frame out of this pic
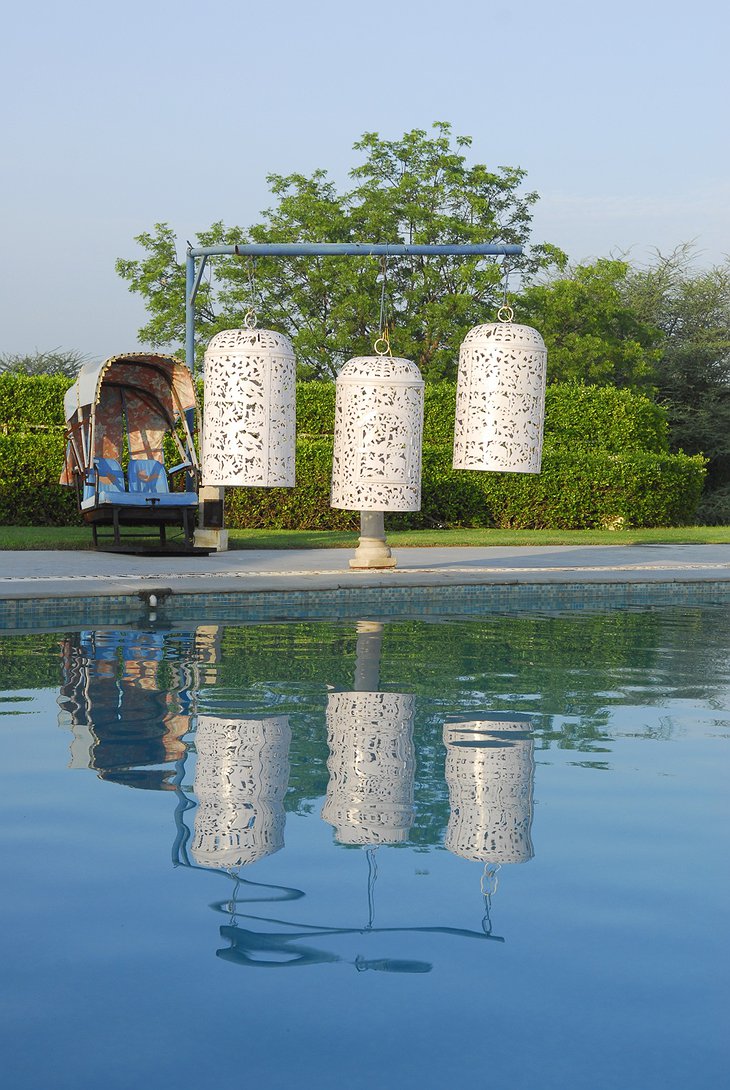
[172,764,504,973]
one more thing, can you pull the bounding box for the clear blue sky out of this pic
[2,0,728,359]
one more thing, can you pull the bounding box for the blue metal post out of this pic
[185,246,196,372]
[190,242,523,259]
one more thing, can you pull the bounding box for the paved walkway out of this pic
[1,543,730,599]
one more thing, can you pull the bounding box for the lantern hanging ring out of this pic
[481,861,501,897]
[243,308,258,329]
[374,332,392,357]
[498,258,513,323]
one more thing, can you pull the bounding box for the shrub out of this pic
[0,374,72,430]
[221,441,705,531]
[543,383,669,453]
[0,376,706,529]
[695,483,730,526]
[0,433,80,525]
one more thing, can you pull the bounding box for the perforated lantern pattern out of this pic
[202,328,296,487]
[443,714,534,864]
[331,356,424,511]
[453,321,547,474]
[321,692,416,845]
[192,715,291,869]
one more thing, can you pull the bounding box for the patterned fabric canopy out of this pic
[61,353,198,483]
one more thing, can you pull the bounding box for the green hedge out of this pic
[0,375,669,454]
[543,384,668,454]
[0,374,71,429]
[224,440,705,531]
[291,380,670,452]
[0,432,80,525]
[0,376,703,529]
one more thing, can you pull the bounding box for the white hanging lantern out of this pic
[331,355,424,512]
[321,692,416,845]
[201,327,296,487]
[453,311,547,474]
[443,713,534,865]
[191,715,291,869]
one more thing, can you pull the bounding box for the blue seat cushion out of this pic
[81,492,144,511]
[128,458,169,494]
[81,492,198,511]
[151,493,198,507]
[82,458,125,504]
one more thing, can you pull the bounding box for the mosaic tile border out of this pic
[1,580,729,632]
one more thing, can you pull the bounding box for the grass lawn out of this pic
[1,524,729,550]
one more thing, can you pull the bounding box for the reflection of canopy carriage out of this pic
[61,352,202,551]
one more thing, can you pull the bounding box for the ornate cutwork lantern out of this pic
[453,310,547,474]
[191,715,291,869]
[443,713,535,864]
[331,353,424,512]
[322,691,416,845]
[201,326,296,487]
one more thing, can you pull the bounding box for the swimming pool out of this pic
[1,605,728,1089]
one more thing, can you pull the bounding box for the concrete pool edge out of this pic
[2,577,730,631]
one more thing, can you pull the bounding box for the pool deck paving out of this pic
[1,542,730,600]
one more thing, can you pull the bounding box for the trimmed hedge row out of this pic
[1,374,669,454]
[225,440,705,531]
[0,375,70,429]
[0,376,703,529]
[293,379,671,452]
[0,432,79,525]
[0,432,704,529]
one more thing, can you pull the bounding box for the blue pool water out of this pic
[1,606,728,1089]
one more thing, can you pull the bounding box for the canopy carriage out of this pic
[61,352,201,550]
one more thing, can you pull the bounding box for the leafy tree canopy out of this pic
[623,248,730,507]
[116,123,565,379]
[517,259,663,390]
[0,348,87,377]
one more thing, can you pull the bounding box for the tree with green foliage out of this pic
[516,259,662,390]
[624,248,730,521]
[0,348,87,377]
[116,123,565,379]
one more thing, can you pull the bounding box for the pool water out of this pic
[1,607,728,1090]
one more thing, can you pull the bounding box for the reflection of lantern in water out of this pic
[330,356,424,512]
[443,713,534,864]
[192,715,291,869]
[322,692,416,845]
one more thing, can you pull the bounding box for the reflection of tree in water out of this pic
[48,605,730,841]
[203,608,730,835]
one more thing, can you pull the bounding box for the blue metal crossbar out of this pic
[185,241,522,369]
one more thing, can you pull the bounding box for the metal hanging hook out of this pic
[241,255,259,328]
[373,256,393,355]
[480,862,501,934]
[498,261,513,323]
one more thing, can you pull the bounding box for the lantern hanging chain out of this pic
[244,257,258,329]
[225,871,242,923]
[366,847,378,929]
[481,862,501,934]
[374,256,392,356]
[497,261,514,324]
